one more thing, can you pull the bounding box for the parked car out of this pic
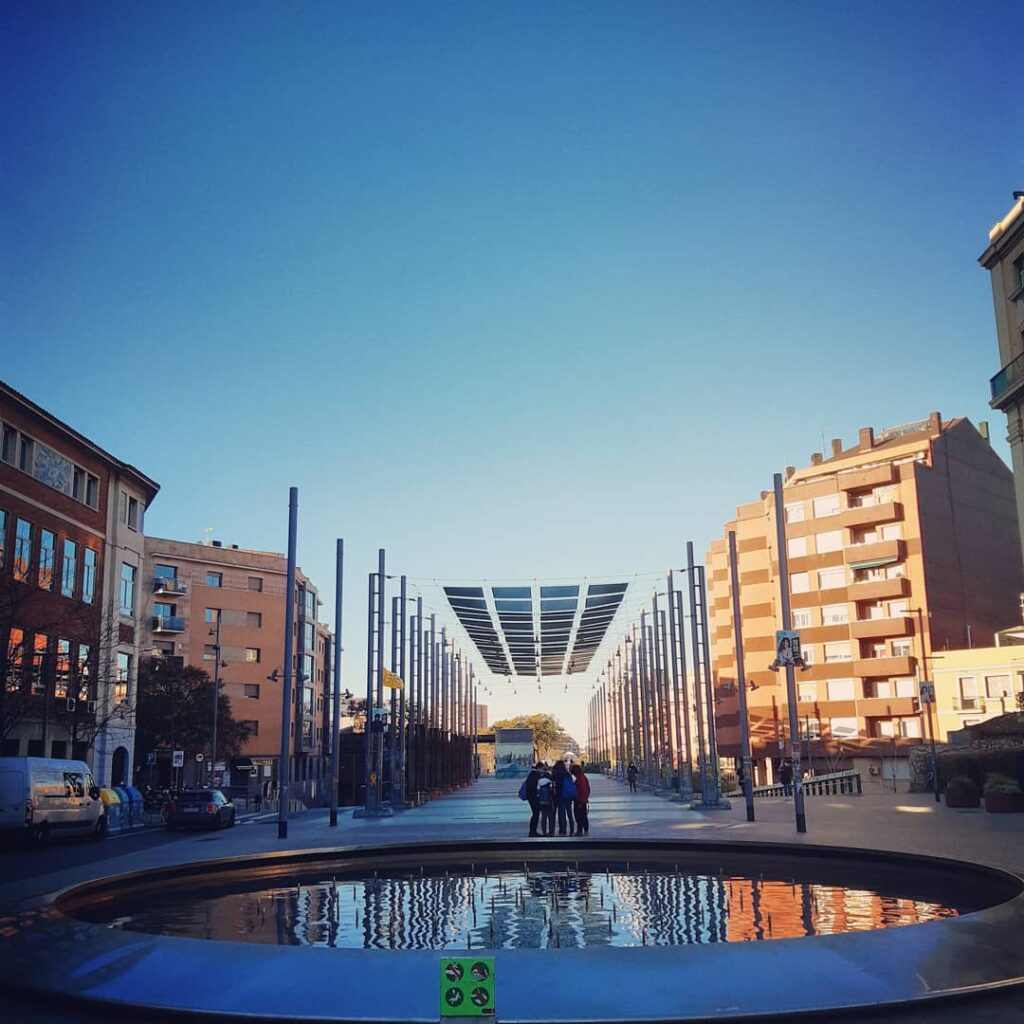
[166,790,235,830]
[0,757,105,843]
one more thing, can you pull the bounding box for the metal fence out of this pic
[726,769,862,799]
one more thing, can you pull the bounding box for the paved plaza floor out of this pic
[2,774,1024,1022]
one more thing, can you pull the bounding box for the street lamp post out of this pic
[209,609,222,787]
[728,530,756,822]
[913,606,941,803]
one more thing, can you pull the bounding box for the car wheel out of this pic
[33,821,50,846]
[92,816,107,841]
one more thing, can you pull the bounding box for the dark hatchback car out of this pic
[166,790,236,830]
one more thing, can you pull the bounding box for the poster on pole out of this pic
[769,630,806,671]
[919,681,935,704]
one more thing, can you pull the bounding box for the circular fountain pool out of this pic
[5,839,1024,1022]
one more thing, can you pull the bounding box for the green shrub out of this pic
[983,772,1023,796]
[944,775,980,801]
[937,749,1024,790]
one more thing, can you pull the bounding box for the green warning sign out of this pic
[440,957,494,1017]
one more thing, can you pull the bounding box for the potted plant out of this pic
[943,775,981,808]
[983,773,1024,814]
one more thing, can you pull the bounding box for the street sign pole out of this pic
[728,530,755,822]
[920,680,940,803]
[277,487,298,839]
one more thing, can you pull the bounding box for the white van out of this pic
[0,757,105,842]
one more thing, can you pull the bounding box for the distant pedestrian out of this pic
[524,762,544,837]
[779,760,793,797]
[571,763,590,836]
[627,763,638,793]
[537,769,555,836]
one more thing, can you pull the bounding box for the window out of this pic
[886,564,905,579]
[154,601,174,618]
[985,674,1011,698]
[119,491,140,530]
[302,687,314,714]
[818,567,846,591]
[241,720,259,737]
[854,566,884,583]
[244,684,260,700]
[115,652,131,702]
[891,639,911,657]
[798,681,816,702]
[119,563,136,616]
[61,539,77,598]
[248,576,263,592]
[1,425,15,463]
[868,679,893,698]
[792,608,814,629]
[18,435,34,473]
[70,467,99,507]
[6,628,23,693]
[870,642,887,658]
[0,509,5,569]
[790,572,809,594]
[38,530,56,591]
[888,600,909,617]
[827,678,856,700]
[14,518,32,581]
[30,634,48,695]
[880,524,902,541]
[816,530,842,553]
[898,718,922,738]
[302,653,314,682]
[206,572,223,587]
[82,548,97,604]
[800,718,821,740]
[76,644,91,700]
[246,611,262,628]
[204,608,220,623]
[203,644,217,661]
[85,474,98,508]
[302,622,315,650]
[784,502,804,524]
[812,494,840,518]
[958,676,980,710]
[894,677,915,697]
[54,639,71,699]
[824,641,852,663]
[154,563,177,580]
[801,645,815,666]
[876,719,896,738]
[787,537,808,558]
[245,647,261,664]
[304,589,316,619]
[821,603,848,625]
[829,717,858,740]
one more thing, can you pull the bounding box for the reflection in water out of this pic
[110,864,957,949]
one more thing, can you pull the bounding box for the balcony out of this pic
[844,539,903,569]
[840,501,902,530]
[853,654,916,678]
[850,616,912,640]
[152,614,186,633]
[990,350,1024,411]
[952,696,987,713]
[849,576,908,602]
[154,576,187,596]
[857,696,918,718]
[837,464,894,492]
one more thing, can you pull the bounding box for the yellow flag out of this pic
[382,667,404,690]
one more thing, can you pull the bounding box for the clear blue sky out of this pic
[2,2,1020,741]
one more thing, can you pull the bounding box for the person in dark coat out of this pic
[627,762,638,793]
[779,759,794,797]
[551,759,574,835]
[571,763,590,836]
[524,762,544,837]
[537,768,556,836]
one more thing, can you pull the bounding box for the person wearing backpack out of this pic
[536,768,555,836]
[521,762,545,837]
[571,763,590,836]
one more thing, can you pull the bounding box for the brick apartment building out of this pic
[141,537,332,797]
[706,414,1023,785]
[0,381,159,786]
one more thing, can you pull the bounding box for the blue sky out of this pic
[2,2,1021,741]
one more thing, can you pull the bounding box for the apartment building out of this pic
[928,644,1024,741]
[0,381,159,786]
[979,192,1024,561]
[706,414,1022,783]
[141,537,332,795]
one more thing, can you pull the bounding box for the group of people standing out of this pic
[522,758,590,837]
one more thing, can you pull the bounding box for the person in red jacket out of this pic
[571,763,590,836]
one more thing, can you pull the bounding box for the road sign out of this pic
[195,752,205,763]
[440,958,494,1017]
[146,752,156,766]
[214,761,226,772]
[919,681,935,704]
[172,750,184,768]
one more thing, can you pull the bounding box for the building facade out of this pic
[706,414,1023,783]
[0,381,159,786]
[141,537,332,797]
[928,643,1024,741]
[980,193,1024,563]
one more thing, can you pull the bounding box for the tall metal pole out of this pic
[210,609,221,785]
[374,548,386,809]
[659,609,673,774]
[329,539,344,827]
[772,472,807,833]
[666,572,686,793]
[430,614,437,788]
[363,571,375,813]
[629,633,641,778]
[696,561,720,797]
[728,530,755,822]
[674,587,693,795]
[916,606,940,803]
[389,594,399,804]
[416,595,424,797]
[637,617,653,784]
[650,595,665,786]
[397,574,407,805]
[277,487,298,839]
[687,546,710,804]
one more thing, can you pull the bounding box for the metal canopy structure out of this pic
[443,582,628,677]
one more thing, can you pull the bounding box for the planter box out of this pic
[984,791,1024,813]
[945,792,981,809]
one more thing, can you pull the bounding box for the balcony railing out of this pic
[991,350,1024,409]
[153,576,188,595]
[152,614,186,633]
[953,696,986,713]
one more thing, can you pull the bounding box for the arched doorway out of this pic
[111,746,129,788]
